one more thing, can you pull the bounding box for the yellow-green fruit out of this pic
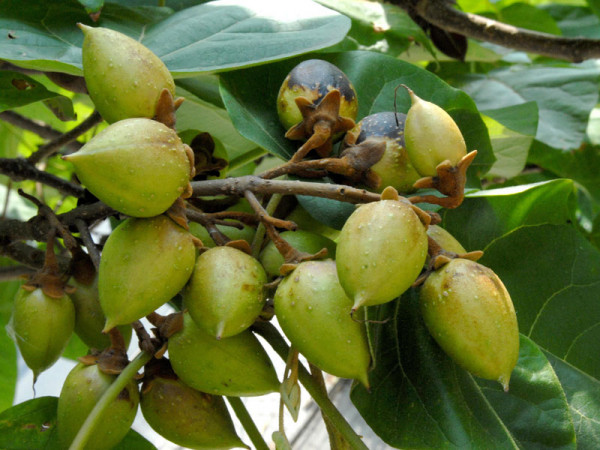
[277,59,358,131]
[141,376,246,449]
[79,24,175,123]
[404,87,467,177]
[64,118,191,218]
[420,258,519,391]
[168,314,279,397]
[189,221,255,248]
[274,260,370,387]
[427,225,466,255]
[259,230,337,278]
[336,200,428,311]
[99,216,196,330]
[70,277,132,350]
[184,246,267,339]
[7,287,74,381]
[57,363,139,449]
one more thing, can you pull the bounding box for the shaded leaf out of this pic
[0,261,21,412]
[499,3,562,35]
[0,72,69,113]
[77,0,104,14]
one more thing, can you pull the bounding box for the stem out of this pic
[226,396,270,450]
[250,193,282,258]
[253,322,369,450]
[68,351,153,450]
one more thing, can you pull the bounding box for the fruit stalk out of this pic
[68,351,152,450]
[226,396,270,450]
[253,322,369,450]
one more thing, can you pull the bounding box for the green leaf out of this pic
[453,66,600,150]
[546,354,600,447]
[296,192,356,230]
[143,0,351,76]
[499,3,562,34]
[443,179,576,251]
[351,292,519,449]
[545,4,600,39]
[0,396,155,449]
[77,0,104,14]
[0,72,69,113]
[478,335,576,449]
[0,270,21,412]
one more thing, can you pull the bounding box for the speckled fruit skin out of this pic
[99,215,196,331]
[336,200,428,310]
[277,59,358,131]
[79,24,175,124]
[344,112,420,193]
[420,258,519,390]
[184,246,267,339]
[64,118,191,218]
[57,363,139,449]
[168,314,279,397]
[404,89,467,177]
[274,260,371,387]
[259,230,337,278]
[7,288,74,380]
[427,225,466,255]
[141,376,245,449]
[70,277,132,350]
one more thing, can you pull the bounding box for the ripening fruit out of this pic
[336,199,428,311]
[141,372,246,449]
[7,287,75,381]
[427,225,466,255]
[274,260,371,387]
[64,118,191,218]
[79,24,175,123]
[99,215,196,331]
[404,86,467,176]
[57,363,139,449]
[69,276,132,350]
[420,258,519,391]
[259,230,337,278]
[277,59,358,132]
[184,246,267,339]
[343,111,420,193]
[168,314,279,397]
[189,221,255,248]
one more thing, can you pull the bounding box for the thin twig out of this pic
[0,111,80,152]
[391,0,600,62]
[0,265,34,281]
[75,218,101,271]
[28,110,101,163]
[0,157,84,197]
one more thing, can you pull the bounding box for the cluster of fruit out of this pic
[6,23,519,450]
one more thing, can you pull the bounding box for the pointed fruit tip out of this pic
[499,374,511,392]
[77,23,91,33]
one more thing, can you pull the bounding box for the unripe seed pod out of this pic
[99,215,196,330]
[69,276,132,350]
[427,225,466,255]
[343,112,420,193]
[168,314,279,397]
[189,221,255,248]
[259,230,337,278]
[57,363,139,449]
[420,258,519,391]
[277,59,358,132]
[404,87,467,177]
[64,118,192,218]
[274,260,371,387]
[79,24,175,124]
[184,246,267,339]
[141,374,246,449]
[7,287,74,381]
[336,199,428,311]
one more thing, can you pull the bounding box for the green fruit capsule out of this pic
[259,230,337,278]
[70,277,132,350]
[277,59,358,132]
[189,221,256,248]
[336,199,428,311]
[79,24,175,124]
[427,225,466,255]
[168,314,279,397]
[420,258,519,391]
[57,363,139,449]
[274,260,371,387]
[141,375,246,449]
[64,118,191,218]
[404,86,467,177]
[343,112,421,193]
[99,215,196,330]
[185,246,267,339]
[7,287,75,381]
